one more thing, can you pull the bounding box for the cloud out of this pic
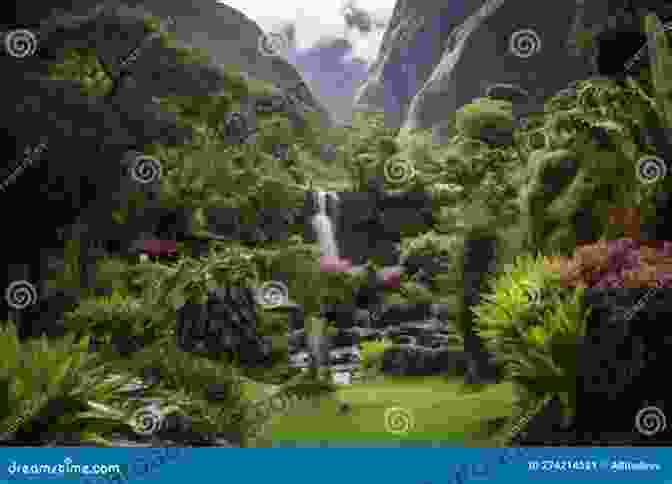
[218,0,394,123]
[219,0,393,63]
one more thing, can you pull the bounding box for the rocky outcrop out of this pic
[354,0,659,142]
[176,286,272,366]
[380,345,468,377]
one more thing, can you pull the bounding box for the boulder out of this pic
[380,344,468,376]
[176,286,271,366]
[404,254,452,277]
[330,328,361,347]
[377,303,432,327]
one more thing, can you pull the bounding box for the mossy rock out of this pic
[455,98,515,140]
[520,142,637,253]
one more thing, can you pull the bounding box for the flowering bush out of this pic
[543,238,672,288]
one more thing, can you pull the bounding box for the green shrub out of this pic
[0,322,142,445]
[472,254,589,424]
[62,291,163,354]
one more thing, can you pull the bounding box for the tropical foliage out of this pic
[472,255,590,428]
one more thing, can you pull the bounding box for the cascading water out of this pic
[308,190,342,375]
[311,190,340,259]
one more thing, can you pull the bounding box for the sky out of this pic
[218,0,395,63]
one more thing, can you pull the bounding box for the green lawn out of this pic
[247,376,516,446]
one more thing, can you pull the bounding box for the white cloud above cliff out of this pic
[218,0,394,63]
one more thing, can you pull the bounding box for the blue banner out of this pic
[0,447,669,484]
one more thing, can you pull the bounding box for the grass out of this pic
[248,376,516,446]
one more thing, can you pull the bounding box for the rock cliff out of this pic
[354,0,669,142]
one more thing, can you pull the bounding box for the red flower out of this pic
[138,239,178,257]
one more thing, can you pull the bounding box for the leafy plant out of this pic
[0,322,141,445]
[472,254,589,424]
[645,13,672,131]
[62,291,161,352]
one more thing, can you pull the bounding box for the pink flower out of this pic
[319,256,353,273]
[378,266,404,289]
[139,239,178,257]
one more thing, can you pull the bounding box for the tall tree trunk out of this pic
[307,316,330,380]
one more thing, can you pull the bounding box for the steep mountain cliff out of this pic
[354,0,669,142]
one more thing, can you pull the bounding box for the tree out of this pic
[0,5,238,334]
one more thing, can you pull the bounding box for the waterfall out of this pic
[311,190,340,259]
[309,190,341,377]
